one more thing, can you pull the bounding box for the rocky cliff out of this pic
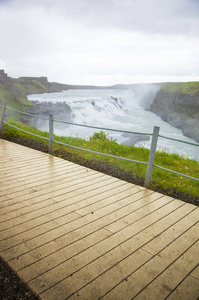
[150,82,199,143]
[16,76,70,94]
[0,70,13,84]
[0,70,70,111]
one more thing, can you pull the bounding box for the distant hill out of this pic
[150,82,199,143]
[0,70,71,110]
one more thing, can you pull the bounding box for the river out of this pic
[28,88,199,161]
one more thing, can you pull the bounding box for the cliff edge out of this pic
[0,70,69,110]
[150,82,199,143]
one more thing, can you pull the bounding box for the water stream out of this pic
[28,88,199,161]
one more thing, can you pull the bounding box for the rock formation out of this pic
[0,70,12,84]
[0,70,72,125]
[150,82,199,143]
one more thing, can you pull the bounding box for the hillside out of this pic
[0,69,70,111]
[150,82,199,143]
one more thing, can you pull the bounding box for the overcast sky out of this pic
[0,0,199,85]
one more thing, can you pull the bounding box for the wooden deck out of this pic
[0,139,198,300]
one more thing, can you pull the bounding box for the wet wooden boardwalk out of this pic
[0,139,199,300]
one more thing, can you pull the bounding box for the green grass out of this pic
[12,81,47,95]
[0,88,30,109]
[0,87,33,121]
[2,123,199,199]
[160,82,199,95]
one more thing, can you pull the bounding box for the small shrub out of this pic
[89,131,110,141]
[89,131,116,143]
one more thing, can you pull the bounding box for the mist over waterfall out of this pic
[28,86,199,161]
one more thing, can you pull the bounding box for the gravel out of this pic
[0,257,39,300]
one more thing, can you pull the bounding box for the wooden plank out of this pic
[0,139,198,300]
[191,264,199,280]
[75,185,145,216]
[166,266,199,300]
[0,167,102,203]
[0,166,89,202]
[0,174,117,225]
[20,203,194,298]
[0,159,78,182]
[63,205,197,299]
[0,179,124,240]
[0,184,143,257]
[0,177,120,232]
[142,206,199,255]
[0,162,77,188]
[101,223,199,300]
[0,172,105,217]
[0,171,84,202]
[134,239,199,299]
[1,191,161,261]
[28,200,184,296]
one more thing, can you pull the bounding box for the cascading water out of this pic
[28,88,199,161]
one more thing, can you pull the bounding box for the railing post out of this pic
[49,113,54,154]
[0,103,6,137]
[144,126,160,188]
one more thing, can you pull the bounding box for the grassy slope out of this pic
[0,75,59,109]
[2,123,199,202]
[0,78,54,119]
[0,87,32,109]
[160,82,199,95]
[12,81,47,95]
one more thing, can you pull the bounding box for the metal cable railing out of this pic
[2,103,198,147]
[154,164,199,182]
[0,102,199,187]
[158,134,199,147]
[5,105,49,120]
[53,138,148,165]
[53,118,152,136]
[3,121,49,141]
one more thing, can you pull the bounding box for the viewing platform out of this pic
[0,139,198,299]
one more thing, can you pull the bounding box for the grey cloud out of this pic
[0,0,199,84]
[2,0,199,36]
[44,0,199,35]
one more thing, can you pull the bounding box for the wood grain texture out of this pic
[0,139,198,300]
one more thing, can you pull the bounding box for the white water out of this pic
[28,88,199,161]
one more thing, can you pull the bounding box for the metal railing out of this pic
[1,102,199,188]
